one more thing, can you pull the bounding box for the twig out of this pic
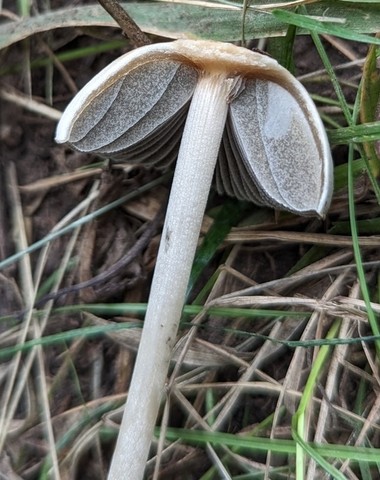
[30,206,164,309]
[97,0,151,47]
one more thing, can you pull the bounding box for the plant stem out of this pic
[108,73,235,479]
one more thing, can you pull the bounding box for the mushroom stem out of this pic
[108,73,237,479]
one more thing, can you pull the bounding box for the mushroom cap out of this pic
[56,39,333,217]
[55,41,281,144]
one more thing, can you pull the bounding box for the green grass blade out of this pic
[272,8,380,45]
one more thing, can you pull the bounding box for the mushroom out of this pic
[56,40,333,479]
